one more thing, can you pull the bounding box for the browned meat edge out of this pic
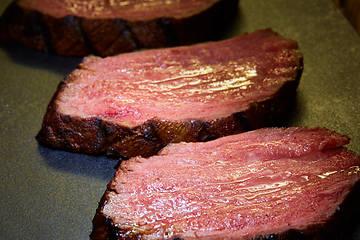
[35,61,302,159]
[0,0,238,56]
[89,178,360,240]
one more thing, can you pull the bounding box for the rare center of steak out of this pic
[17,0,221,20]
[91,127,360,240]
[58,29,301,126]
[37,29,303,158]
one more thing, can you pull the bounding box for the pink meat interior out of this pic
[104,127,360,239]
[56,29,302,128]
[18,0,220,20]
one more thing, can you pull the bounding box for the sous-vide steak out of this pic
[91,127,360,240]
[36,29,303,159]
[0,0,238,56]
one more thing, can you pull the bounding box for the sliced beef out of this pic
[0,0,238,56]
[36,29,303,159]
[90,127,360,240]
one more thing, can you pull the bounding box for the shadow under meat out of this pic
[281,90,304,127]
[0,43,82,75]
[219,2,245,40]
[38,145,118,182]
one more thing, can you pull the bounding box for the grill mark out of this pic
[38,13,54,53]
[115,19,139,51]
[48,15,89,55]
[99,33,124,55]
[78,16,96,54]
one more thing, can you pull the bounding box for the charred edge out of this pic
[91,192,149,240]
[107,119,205,159]
[244,65,302,129]
[80,18,138,57]
[314,180,360,240]
[125,0,239,49]
[104,216,123,240]
[1,2,138,56]
[170,0,239,45]
[0,2,17,43]
[91,191,179,240]
[197,122,217,142]
[123,21,141,51]
[199,115,244,142]
[252,231,305,240]
[115,19,140,52]
[93,118,113,152]
[37,90,297,159]
[36,55,302,158]
[44,114,132,156]
[0,2,51,52]
[252,234,280,240]
[140,120,161,142]
[157,17,179,46]
[101,20,132,56]
[36,80,69,147]
[150,119,205,144]
[233,112,252,132]
[90,194,123,240]
[253,81,297,127]
[36,84,62,146]
[77,17,97,55]
[106,121,166,159]
[101,77,300,154]
[2,0,238,56]
[57,15,89,56]
[36,85,300,159]
[35,79,125,156]
[39,14,54,54]
[90,215,107,240]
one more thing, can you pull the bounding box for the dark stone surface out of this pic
[0,0,359,239]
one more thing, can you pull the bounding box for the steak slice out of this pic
[36,29,303,159]
[0,0,238,56]
[90,127,360,240]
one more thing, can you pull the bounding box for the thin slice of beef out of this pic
[36,29,303,159]
[0,0,238,56]
[90,127,360,240]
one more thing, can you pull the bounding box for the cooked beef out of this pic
[90,127,360,240]
[0,0,238,56]
[36,29,303,159]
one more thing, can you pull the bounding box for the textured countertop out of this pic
[0,0,359,239]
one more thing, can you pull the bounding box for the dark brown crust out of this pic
[0,0,238,56]
[36,60,302,159]
[90,177,360,240]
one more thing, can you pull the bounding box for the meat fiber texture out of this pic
[90,127,360,240]
[36,29,303,159]
[0,0,238,56]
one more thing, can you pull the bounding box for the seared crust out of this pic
[36,63,302,159]
[90,180,360,240]
[0,0,238,56]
